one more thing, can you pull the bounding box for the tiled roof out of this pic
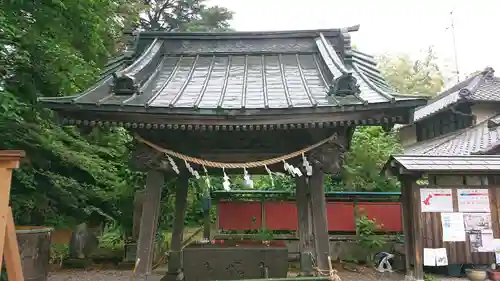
[404,115,500,156]
[38,28,425,114]
[413,67,499,122]
[389,155,500,172]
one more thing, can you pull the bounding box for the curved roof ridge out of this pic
[128,25,361,39]
[413,67,496,122]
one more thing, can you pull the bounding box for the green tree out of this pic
[140,0,234,31]
[377,47,445,96]
[342,126,401,191]
[1,0,142,227]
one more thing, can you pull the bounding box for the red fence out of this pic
[217,201,402,232]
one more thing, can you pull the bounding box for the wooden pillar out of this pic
[309,170,330,271]
[0,151,25,281]
[295,176,314,276]
[136,169,164,276]
[162,175,189,281]
[132,190,146,241]
[400,177,413,276]
[202,192,211,240]
[411,182,424,280]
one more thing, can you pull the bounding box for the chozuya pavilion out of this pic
[39,25,426,280]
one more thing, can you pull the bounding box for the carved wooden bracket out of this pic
[130,143,171,172]
[309,134,348,175]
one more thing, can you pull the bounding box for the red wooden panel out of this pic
[218,201,262,230]
[326,202,356,231]
[358,202,402,232]
[264,201,298,230]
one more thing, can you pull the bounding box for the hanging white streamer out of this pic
[243,168,254,189]
[264,165,274,187]
[222,168,231,191]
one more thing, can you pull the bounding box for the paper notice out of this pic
[441,213,466,242]
[434,248,448,266]
[464,213,492,231]
[478,230,494,252]
[458,189,490,212]
[424,248,436,266]
[420,188,453,212]
[469,230,482,252]
[494,239,500,263]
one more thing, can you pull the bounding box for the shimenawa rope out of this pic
[134,133,337,169]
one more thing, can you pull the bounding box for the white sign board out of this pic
[458,189,490,212]
[441,212,466,242]
[420,188,453,212]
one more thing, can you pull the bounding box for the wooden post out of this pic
[411,183,424,281]
[309,170,330,271]
[202,191,211,240]
[132,190,146,241]
[295,176,314,276]
[400,177,413,276]
[162,175,189,281]
[0,150,25,281]
[136,170,165,276]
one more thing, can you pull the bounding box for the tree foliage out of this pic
[377,47,445,97]
[140,0,234,31]
[342,127,401,191]
[1,0,142,226]
[0,0,237,232]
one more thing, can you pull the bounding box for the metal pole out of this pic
[449,9,460,83]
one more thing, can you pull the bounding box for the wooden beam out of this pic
[136,170,164,276]
[202,192,211,240]
[0,150,24,281]
[400,177,412,276]
[132,190,146,241]
[162,175,189,281]
[3,208,24,281]
[411,182,424,280]
[309,170,330,271]
[295,176,314,276]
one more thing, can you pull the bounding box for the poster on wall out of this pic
[469,230,483,252]
[464,213,492,231]
[423,248,436,266]
[458,189,490,212]
[420,188,453,212]
[477,230,495,252]
[435,248,449,266]
[441,213,466,242]
[424,248,449,266]
[494,239,500,263]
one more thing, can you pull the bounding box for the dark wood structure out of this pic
[39,27,426,280]
[385,154,500,281]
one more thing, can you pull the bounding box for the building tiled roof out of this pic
[388,155,500,172]
[413,67,500,122]
[404,114,500,156]
[38,28,424,115]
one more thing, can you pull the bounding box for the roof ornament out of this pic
[328,72,361,97]
[483,66,495,81]
[112,73,139,95]
[123,29,140,58]
[487,117,500,130]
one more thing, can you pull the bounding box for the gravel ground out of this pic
[48,269,469,281]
